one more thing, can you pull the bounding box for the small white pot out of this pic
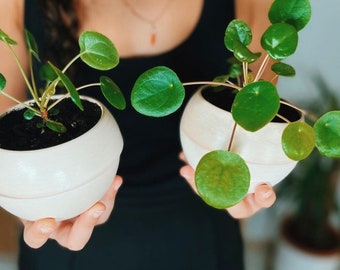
[274,232,340,270]
[180,86,301,193]
[0,96,123,221]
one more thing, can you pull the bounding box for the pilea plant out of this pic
[0,29,126,133]
[130,0,340,208]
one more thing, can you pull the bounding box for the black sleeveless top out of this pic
[20,1,244,269]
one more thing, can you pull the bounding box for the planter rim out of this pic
[0,95,104,153]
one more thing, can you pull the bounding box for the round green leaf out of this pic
[224,19,252,52]
[231,81,280,131]
[268,0,312,31]
[131,66,185,117]
[100,76,126,110]
[233,40,261,63]
[79,31,119,70]
[271,62,296,77]
[195,150,250,209]
[261,23,298,60]
[282,122,315,161]
[23,109,36,120]
[0,73,6,91]
[314,111,340,158]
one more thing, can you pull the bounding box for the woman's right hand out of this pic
[21,175,123,251]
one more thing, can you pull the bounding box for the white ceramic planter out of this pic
[0,96,123,221]
[180,86,302,193]
[274,232,340,270]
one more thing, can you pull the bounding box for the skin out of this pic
[0,0,276,250]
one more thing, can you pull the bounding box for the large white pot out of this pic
[0,96,123,221]
[180,86,301,193]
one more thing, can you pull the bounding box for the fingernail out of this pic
[39,225,54,235]
[92,210,104,219]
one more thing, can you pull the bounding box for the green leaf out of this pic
[233,40,261,63]
[231,81,280,131]
[0,73,6,91]
[23,109,36,120]
[195,150,250,209]
[24,29,40,61]
[0,29,17,45]
[271,62,296,76]
[268,0,312,31]
[314,111,340,158]
[46,119,67,133]
[79,31,119,71]
[131,66,185,117]
[39,64,58,83]
[100,76,126,110]
[49,62,83,111]
[282,122,315,161]
[224,19,252,52]
[261,23,298,60]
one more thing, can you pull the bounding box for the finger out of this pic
[178,151,187,163]
[22,218,57,249]
[97,175,123,224]
[51,202,106,251]
[226,194,257,219]
[227,185,276,219]
[179,164,197,193]
[254,184,276,208]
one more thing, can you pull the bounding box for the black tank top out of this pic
[21,1,244,270]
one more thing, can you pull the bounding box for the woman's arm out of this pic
[0,0,28,113]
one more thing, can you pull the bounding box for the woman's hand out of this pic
[21,175,123,251]
[179,152,276,219]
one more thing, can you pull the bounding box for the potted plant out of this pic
[0,29,126,221]
[273,86,340,270]
[129,0,340,209]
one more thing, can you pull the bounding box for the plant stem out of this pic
[5,42,39,105]
[47,82,100,110]
[182,81,241,90]
[228,122,238,151]
[0,91,40,115]
[254,54,270,82]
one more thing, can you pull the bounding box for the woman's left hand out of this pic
[179,152,276,219]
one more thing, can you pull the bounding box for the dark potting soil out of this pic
[0,98,101,151]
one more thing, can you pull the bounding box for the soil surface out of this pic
[0,98,101,151]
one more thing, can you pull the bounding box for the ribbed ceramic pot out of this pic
[0,96,123,221]
[180,85,302,193]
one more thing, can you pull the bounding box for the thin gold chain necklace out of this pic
[121,0,173,45]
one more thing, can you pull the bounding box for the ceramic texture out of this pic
[180,86,300,193]
[0,96,123,221]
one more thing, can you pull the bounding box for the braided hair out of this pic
[37,0,79,68]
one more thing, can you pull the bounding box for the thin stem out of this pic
[243,62,248,85]
[182,81,241,91]
[5,42,38,103]
[61,53,82,73]
[228,122,238,151]
[0,91,40,115]
[254,54,270,82]
[47,82,100,110]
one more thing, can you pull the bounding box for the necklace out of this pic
[122,0,172,45]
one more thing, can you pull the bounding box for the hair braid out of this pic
[38,0,79,68]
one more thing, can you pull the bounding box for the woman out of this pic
[0,0,276,269]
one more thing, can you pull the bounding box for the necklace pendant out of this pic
[150,32,156,45]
